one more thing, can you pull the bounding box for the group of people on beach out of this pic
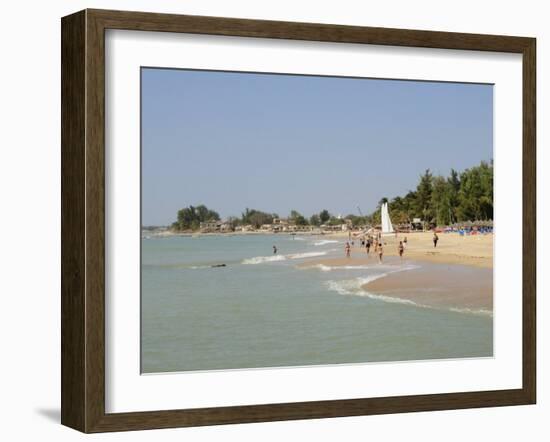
[343,230,440,262]
[271,230,440,263]
[345,232,409,263]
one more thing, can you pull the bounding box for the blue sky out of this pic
[141,68,493,226]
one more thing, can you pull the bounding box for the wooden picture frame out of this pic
[61,9,536,433]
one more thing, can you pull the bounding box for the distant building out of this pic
[220,222,232,232]
[272,218,289,232]
[320,224,342,232]
[199,220,221,232]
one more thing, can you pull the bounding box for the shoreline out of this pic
[147,230,494,269]
[304,231,494,269]
[297,231,493,314]
[146,230,494,315]
[363,261,493,315]
[141,231,493,268]
[298,256,493,314]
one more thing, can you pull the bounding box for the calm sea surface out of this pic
[141,234,492,373]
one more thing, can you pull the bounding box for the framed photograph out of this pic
[61,9,536,433]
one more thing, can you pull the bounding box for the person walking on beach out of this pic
[433,232,439,248]
[345,242,351,258]
[366,238,371,255]
[398,241,404,261]
[273,245,278,255]
[378,242,384,263]
[403,236,408,248]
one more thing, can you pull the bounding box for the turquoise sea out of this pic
[141,234,493,373]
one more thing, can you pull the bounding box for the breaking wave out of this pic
[306,264,372,272]
[287,251,327,259]
[242,251,327,265]
[324,264,418,298]
[449,307,493,317]
[241,255,287,265]
[313,240,339,246]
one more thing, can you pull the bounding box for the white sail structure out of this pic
[381,202,394,234]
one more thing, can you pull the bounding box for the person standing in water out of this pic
[398,241,404,261]
[378,242,384,263]
[345,242,351,258]
[433,232,439,248]
[273,245,278,254]
[366,238,371,255]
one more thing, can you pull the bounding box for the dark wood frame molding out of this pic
[61,9,536,433]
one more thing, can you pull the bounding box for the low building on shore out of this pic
[320,224,342,232]
[272,218,289,232]
[199,220,221,232]
[220,222,233,232]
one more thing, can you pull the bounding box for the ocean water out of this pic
[141,234,493,373]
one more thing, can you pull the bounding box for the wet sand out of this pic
[300,256,493,313]
[299,231,493,313]
[363,262,493,313]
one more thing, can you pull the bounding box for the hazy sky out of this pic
[141,68,493,226]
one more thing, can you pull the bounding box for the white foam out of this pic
[318,264,333,272]
[324,264,418,297]
[449,307,494,317]
[242,250,327,265]
[325,275,432,310]
[304,264,333,272]
[241,255,287,265]
[365,293,418,306]
[308,264,372,272]
[313,239,339,246]
[325,274,388,295]
[287,251,327,260]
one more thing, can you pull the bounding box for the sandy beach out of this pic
[300,231,494,313]
[326,231,493,268]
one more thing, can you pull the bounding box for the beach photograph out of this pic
[141,68,494,374]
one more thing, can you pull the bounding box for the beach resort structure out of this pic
[199,220,221,232]
[197,216,362,234]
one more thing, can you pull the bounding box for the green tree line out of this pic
[170,161,492,231]
[369,160,493,226]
